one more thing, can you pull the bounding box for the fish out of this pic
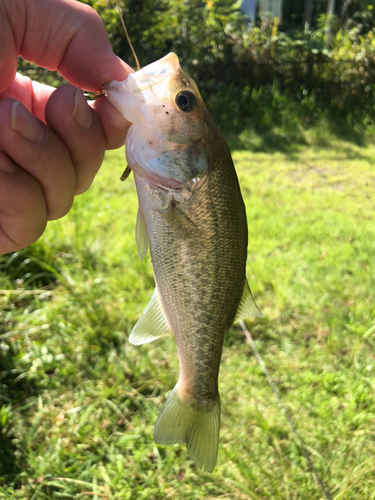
[105,53,261,472]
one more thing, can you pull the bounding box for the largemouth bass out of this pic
[105,53,261,472]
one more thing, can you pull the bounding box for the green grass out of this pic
[1,135,375,499]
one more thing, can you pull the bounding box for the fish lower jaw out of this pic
[126,127,205,193]
[126,147,188,190]
[129,154,202,195]
[132,167,196,205]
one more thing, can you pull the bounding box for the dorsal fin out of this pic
[234,279,262,323]
[129,288,172,345]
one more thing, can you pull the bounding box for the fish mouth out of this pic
[127,53,181,103]
[103,53,182,116]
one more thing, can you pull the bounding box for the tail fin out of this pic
[153,384,220,472]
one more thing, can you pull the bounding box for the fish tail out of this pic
[153,384,220,472]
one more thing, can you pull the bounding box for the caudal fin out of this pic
[153,384,220,472]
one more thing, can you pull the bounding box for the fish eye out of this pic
[175,91,196,112]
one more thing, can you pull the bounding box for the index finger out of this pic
[0,0,132,93]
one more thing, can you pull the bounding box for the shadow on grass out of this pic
[0,432,22,485]
[204,83,375,156]
[222,124,374,163]
[0,245,61,487]
[224,129,303,154]
[0,343,36,486]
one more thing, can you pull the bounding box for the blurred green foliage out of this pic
[17,0,375,139]
[76,1,375,138]
[17,59,67,88]
[74,1,375,91]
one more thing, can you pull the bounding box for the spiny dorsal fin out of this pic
[135,208,149,261]
[129,288,172,345]
[234,279,262,323]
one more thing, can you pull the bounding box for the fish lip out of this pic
[103,53,181,112]
[127,53,181,102]
[128,53,180,87]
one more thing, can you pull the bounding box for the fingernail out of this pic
[72,89,94,130]
[11,101,46,144]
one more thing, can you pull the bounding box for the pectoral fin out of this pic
[129,288,172,345]
[135,208,149,261]
[234,279,262,323]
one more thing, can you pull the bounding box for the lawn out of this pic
[1,136,375,499]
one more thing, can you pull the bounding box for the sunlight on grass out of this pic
[1,140,375,499]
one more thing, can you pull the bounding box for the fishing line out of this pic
[115,0,141,71]
[84,1,140,101]
[239,320,332,500]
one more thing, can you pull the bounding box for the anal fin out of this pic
[129,288,172,345]
[234,279,262,323]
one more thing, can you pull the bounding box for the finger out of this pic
[0,0,132,94]
[0,72,55,123]
[92,97,131,150]
[1,73,130,150]
[0,2,18,93]
[45,85,107,194]
[0,98,75,221]
[0,153,47,254]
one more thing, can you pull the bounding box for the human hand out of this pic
[0,0,132,254]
